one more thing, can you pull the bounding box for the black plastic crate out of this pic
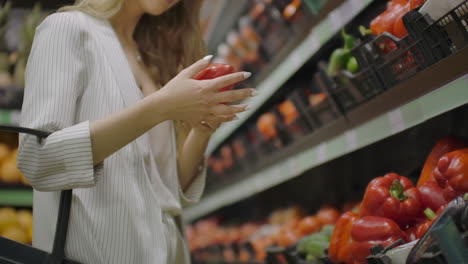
[404,1,468,63]
[253,111,290,157]
[370,33,430,88]
[294,74,342,126]
[275,98,313,142]
[231,134,256,174]
[335,66,385,105]
[316,62,366,112]
[350,35,380,69]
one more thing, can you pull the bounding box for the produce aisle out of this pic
[0,0,467,263]
[183,0,468,263]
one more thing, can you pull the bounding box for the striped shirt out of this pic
[17,11,206,264]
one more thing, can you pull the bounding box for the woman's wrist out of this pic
[190,126,213,140]
[139,91,170,128]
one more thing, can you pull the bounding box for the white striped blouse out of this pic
[17,11,206,264]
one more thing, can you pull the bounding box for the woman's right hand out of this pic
[156,56,255,123]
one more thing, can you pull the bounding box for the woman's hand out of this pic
[189,119,223,135]
[155,56,254,123]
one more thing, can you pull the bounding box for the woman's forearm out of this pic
[90,92,168,165]
[177,129,211,191]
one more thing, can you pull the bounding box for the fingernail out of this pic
[244,106,252,111]
[243,72,252,79]
[203,55,213,61]
[251,90,258,96]
[233,116,239,120]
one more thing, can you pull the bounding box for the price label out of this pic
[307,35,320,53]
[345,130,358,151]
[317,143,328,163]
[388,108,405,134]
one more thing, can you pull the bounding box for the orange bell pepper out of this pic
[328,212,359,264]
[392,2,410,38]
[417,136,467,187]
[257,113,278,140]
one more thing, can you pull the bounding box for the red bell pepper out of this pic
[434,148,468,201]
[350,216,406,263]
[415,206,445,239]
[194,63,236,104]
[194,63,235,91]
[417,136,467,187]
[418,181,448,212]
[329,212,359,264]
[360,173,422,227]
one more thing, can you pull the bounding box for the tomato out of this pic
[298,216,323,235]
[316,206,341,225]
[278,228,301,247]
[257,113,278,140]
[194,63,236,92]
[278,100,299,125]
[220,145,234,169]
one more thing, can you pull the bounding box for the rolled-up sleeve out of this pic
[179,160,207,207]
[17,12,102,192]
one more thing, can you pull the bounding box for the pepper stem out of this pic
[359,25,372,37]
[390,180,408,201]
[424,208,436,220]
[464,193,468,201]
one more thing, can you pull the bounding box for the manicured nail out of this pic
[244,72,252,79]
[203,55,213,61]
[251,89,258,96]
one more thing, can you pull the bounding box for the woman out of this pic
[17,0,255,263]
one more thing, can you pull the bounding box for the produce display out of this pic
[0,207,32,245]
[213,0,328,79]
[188,205,347,263]
[196,136,468,263]
[0,144,28,186]
[207,0,468,189]
[0,2,46,88]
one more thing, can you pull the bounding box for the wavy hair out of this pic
[60,0,207,151]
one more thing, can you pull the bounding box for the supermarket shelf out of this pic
[0,189,32,207]
[184,72,468,222]
[205,0,249,54]
[0,110,20,126]
[206,0,374,155]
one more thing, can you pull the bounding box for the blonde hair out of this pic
[60,0,207,151]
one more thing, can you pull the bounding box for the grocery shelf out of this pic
[184,69,468,222]
[0,110,20,126]
[206,0,375,155]
[0,189,32,207]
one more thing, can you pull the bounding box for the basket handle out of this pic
[0,125,72,264]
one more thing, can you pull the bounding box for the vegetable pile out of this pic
[329,136,468,263]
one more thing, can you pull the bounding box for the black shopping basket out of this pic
[0,125,80,264]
